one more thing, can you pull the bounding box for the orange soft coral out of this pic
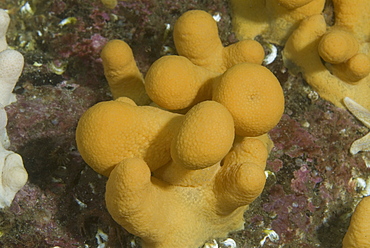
[100,39,151,105]
[230,0,325,45]
[145,56,284,137]
[213,63,284,137]
[76,99,269,247]
[283,0,370,109]
[75,97,182,177]
[77,9,285,248]
[173,10,264,73]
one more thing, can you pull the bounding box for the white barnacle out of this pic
[59,17,77,27]
[220,238,236,248]
[361,177,370,196]
[20,2,34,15]
[130,238,137,247]
[165,23,171,31]
[362,154,370,168]
[203,239,218,248]
[265,170,275,179]
[95,228,108,248]
[33,62,42,67]
[259,229,279,246]
[351,177,367,191]
[74,196,87,209]
[213,12,221,22]
[48,61,67,75]
[263,43,277,65]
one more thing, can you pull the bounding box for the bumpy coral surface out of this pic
[173,10,264,72]
[76,9,284,246]
[230,0,325,45]
[76,96,274,247]
[283,0,370,109]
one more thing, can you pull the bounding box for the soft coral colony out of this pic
[75,1,370,248]
[76,9,284,248]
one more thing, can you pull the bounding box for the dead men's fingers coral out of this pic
[318,29,370,83]
[318,30,359,64]
[214,137,269,214]
[75,97,183,176]
[144,55,219,110]
[78,96,271,247]
[105,157,218,248]
[171,101,234,170]
[145,58,284,136]
[100,39,150,105]
[173,10,264,73]
[213,63,284,137]
[213,159,266,215]
[342,196,370,248]
[78,9,282,248]
[105,145,267,247]
[283,0,370,109]
[230,0,324,45]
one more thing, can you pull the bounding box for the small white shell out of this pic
[263,44,277,65]
[20,2,34,15]
[213,12,221,22]
[220,238,236,248]
[96,228,108,248]
[259,229,279,246]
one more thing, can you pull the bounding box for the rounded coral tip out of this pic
[173,10,221,64]
[318,29,359,64]
[171,101,234,170]
[345,53,370,82]
[100,39,149,105]
[145,55,204,110]
[213,63,284,137]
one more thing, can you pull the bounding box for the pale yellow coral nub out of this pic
[101,0,117,9]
